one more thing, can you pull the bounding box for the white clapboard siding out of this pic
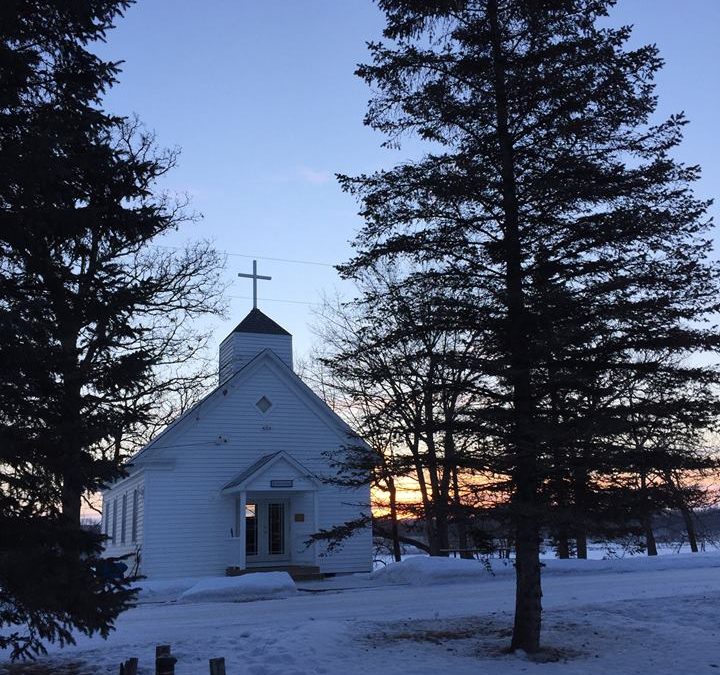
[136,352,372,579]
[101,471,145,572]
[219,333,292,384]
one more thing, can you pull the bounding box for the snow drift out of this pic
[370,556,494,585]
[177,572,297,603]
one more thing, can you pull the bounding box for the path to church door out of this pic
[245,500,290,564]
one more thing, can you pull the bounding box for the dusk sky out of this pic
[95,0,720,359]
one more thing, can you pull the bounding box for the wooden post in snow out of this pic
[209,657,226,675]
[119,657,138,675]
[155,645,177,675]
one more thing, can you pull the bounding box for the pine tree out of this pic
[0,1,223,658]
[339,0,720,652]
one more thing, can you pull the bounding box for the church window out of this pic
[131,489,139,543]
[255,396,272,413]
[121,494,127,544]
[112,499,117,544]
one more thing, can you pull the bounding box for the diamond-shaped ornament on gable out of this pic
[255,396,272,413]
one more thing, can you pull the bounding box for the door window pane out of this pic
[245,503,257,556]
[268,503,285,555]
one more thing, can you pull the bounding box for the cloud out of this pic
[297,166,332,185]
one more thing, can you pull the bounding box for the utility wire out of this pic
[151,244,344,305]
[151,244,336,268]
[228,294,319,307]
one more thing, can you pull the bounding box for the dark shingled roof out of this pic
[232,308,291,336]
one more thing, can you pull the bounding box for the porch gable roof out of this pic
[221,451,321,494]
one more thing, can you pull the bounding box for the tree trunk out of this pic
[61,472,83,525]
[452,467,472,559]
[489,0,542,652]
[575,529,588,559]
[435,508,450,555]
[60,324,84,528]
[388,479,402,562]
[639,472,657,556]
[422,376,450,555]
[406,431,439,554]
[663,471,699,553]
[556,529,570,559]
[573,466,589,559]
[512,503,542,652]
[680,504,699,553]
[643,516,658,556]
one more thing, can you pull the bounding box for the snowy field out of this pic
[2,552,719,674]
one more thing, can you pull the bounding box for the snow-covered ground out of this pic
[2,551,719,674]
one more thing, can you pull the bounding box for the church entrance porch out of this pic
[225,490,318,571]
[221,450,322,573]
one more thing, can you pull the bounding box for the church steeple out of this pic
[219,260,293,383]
[218,310,293,384]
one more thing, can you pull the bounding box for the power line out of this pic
[151,244,344,306]
[228,294,319,307]
[227,252,336,268]
[151,244,336,268]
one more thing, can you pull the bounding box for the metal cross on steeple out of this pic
[237,260,272,309]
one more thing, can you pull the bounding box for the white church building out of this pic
[101,294,372,579]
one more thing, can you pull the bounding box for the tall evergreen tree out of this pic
[0,1,223,658]
[339,0,720,652]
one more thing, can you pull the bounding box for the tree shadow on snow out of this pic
[366,615,585,664]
